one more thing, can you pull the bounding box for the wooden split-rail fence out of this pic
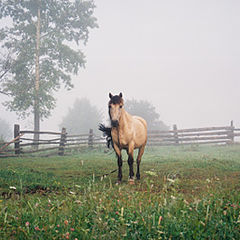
[0,121,239,157]
[148,121,240,146]
[0,126,105,157]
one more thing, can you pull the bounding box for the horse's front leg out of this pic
[117,154,123,182]
[128,142,134,180]
[113,143,122,183]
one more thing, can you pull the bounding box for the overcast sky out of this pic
[0,0,240,133]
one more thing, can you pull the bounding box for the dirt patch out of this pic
[24,185,53,195]
[1,185,59,199]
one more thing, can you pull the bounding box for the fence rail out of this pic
[0,120,239,157]
[148,121,237,146]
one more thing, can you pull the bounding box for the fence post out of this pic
[173,124,179,145]
[14,124,20,154]
[58,127,67,156]
[229,120,234,144]
[88,129,93,148]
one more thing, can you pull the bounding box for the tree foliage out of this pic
[59,98,102,134]
[0,0,97,119]
[125,99,169,131]
[0,52,13,95]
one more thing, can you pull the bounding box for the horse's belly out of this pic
[133,119,147,148]
[133,139,146,149]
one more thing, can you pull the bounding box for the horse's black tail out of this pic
[98,124,113,148]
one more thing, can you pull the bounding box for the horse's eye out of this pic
[120,105,122,108]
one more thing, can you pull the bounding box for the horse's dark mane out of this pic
[98,124,113,148]
[99,94,123,148]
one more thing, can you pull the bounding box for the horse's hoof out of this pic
[128,179,135,185]
[116,180,121,185]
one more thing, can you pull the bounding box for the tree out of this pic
[125,99,169,131]
[59,98,102,134]
[0,0,98,142]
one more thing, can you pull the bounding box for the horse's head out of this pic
[108,92,124,127]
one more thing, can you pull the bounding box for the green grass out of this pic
[0,145,240,239]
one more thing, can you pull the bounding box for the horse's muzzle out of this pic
[111,120,119,127]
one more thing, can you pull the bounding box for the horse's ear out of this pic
[109,93,113,99]
[119,92,123,98]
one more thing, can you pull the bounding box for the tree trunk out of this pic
[34,7,41,148]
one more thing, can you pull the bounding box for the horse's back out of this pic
[132,116,147,148]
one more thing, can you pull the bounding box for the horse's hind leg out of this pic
[136,145,145,180]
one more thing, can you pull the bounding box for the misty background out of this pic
[0,0,240,136]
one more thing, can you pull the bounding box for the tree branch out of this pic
[0,68,9,81]
[0,90,11,96]
[0,53,13,81]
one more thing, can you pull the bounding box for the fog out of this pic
[1,0,240,133]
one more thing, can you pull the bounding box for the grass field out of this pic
[0,145,240,239]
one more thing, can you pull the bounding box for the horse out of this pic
[100,92,147,183]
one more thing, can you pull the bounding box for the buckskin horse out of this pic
[100,93,147,183]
